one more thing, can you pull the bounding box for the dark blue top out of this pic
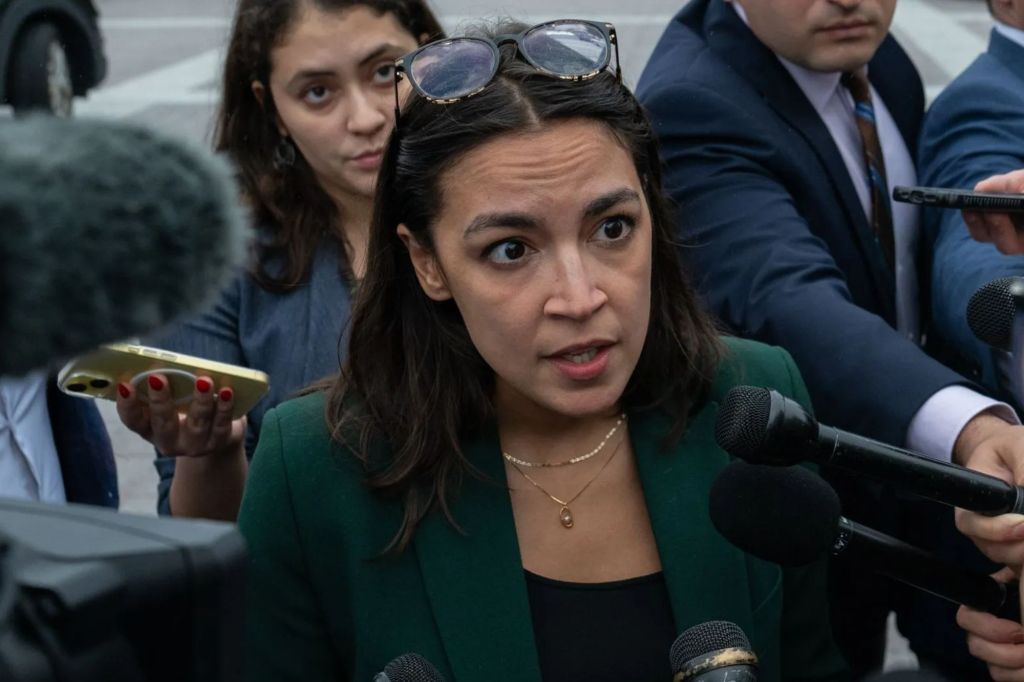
[150,240,351,514]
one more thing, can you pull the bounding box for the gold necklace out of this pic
[506,433,625,529]
[501,413,626,468]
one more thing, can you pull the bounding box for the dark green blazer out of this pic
[238,337,849,681]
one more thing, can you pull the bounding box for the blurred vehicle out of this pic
[0,0,106,117]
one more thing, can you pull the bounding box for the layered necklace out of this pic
[502,414,628,529]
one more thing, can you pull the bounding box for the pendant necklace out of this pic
[505,432,625,529]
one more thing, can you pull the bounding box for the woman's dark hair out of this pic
[327,22,722,551]
[215,0,443,291]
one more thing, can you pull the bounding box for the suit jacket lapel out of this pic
[414,423,542,682]
[702,0,896,315]
[868,36,925,159]
[989,29,1024,82]
[631,405,755,637]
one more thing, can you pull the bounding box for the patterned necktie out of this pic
[842,70,896,274]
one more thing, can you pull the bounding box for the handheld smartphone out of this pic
[893,185,1024,212]
[57,343,270,420]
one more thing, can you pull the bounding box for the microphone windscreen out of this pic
[381,653,446,682]
[967,276,1024,351]
[709,460,840,565]
[669,620,751,673]
[0,117,249,376]
[715,386,772,459]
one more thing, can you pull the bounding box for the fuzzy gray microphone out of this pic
[0,117,249,376]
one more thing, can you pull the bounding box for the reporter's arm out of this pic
[639,79,967,447]
[964,171,1024,255]
[117,370,248,520]
[146,273,250,516]
[953,412,1024,566]
[168,444,248,522]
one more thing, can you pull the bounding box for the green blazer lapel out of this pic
[414,423,542,682]
[632,404,755,637]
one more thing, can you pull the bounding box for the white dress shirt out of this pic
[995,19,1024,49]
[732,2,1016,461]
[0,372,66,503]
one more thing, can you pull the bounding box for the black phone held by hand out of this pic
[893,185,1024,212]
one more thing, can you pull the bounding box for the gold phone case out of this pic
[57,343,270,420]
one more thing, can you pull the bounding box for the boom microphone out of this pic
[373,653,447,682]
[967,276,1024,351]
[709,460,1021,621]
[669,620,758,681]
[0,117,249,376]
[714,386,1024,516]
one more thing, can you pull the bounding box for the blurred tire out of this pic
[9,22,74,117]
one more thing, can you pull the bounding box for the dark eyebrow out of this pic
[358,43,406,67]
[286,69,336,89]
[462,188,642,239]
[583,188,642,218]
[463,213,538,238]
[285,43,406,89]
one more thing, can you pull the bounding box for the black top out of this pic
[524,570,677,682]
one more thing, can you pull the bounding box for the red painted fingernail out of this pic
[219,388,233,402]
[196,378,212,394]
[148,375,164,392]
[118,383,131,399]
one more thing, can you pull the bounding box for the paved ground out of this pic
[12,0,997,671]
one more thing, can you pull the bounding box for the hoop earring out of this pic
[273,137,296,170]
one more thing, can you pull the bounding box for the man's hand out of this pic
[955,411,1024,566]
[963,170,1024,255]
[957,567,1024,681]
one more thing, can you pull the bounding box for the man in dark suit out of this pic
[637,0,1024,678]
[919,0,1024,402]
[916,2,1024,677]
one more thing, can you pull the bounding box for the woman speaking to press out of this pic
[238,19,850,682]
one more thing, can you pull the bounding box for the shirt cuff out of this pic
[906,385,1020,462]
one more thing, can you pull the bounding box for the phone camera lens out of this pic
[89,379,110,389]
[66,383,87,393]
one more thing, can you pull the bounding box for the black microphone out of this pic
[373,653,446,682]
[714,385,1024,516]
[709,460,1021,621]
[967,276,1024,352]
[0,116,249,376]
[669,620,758,681]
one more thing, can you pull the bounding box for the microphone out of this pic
[709,460,1021,621]
[669,620,758,681]
[0,116,249,376]
[714,385,1024,516]
[373,653,446,682]
[967,276,1024,406]
[967,276,1024,352]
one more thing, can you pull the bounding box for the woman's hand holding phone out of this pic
[116,373,246,460]
[964,170,1024,255]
